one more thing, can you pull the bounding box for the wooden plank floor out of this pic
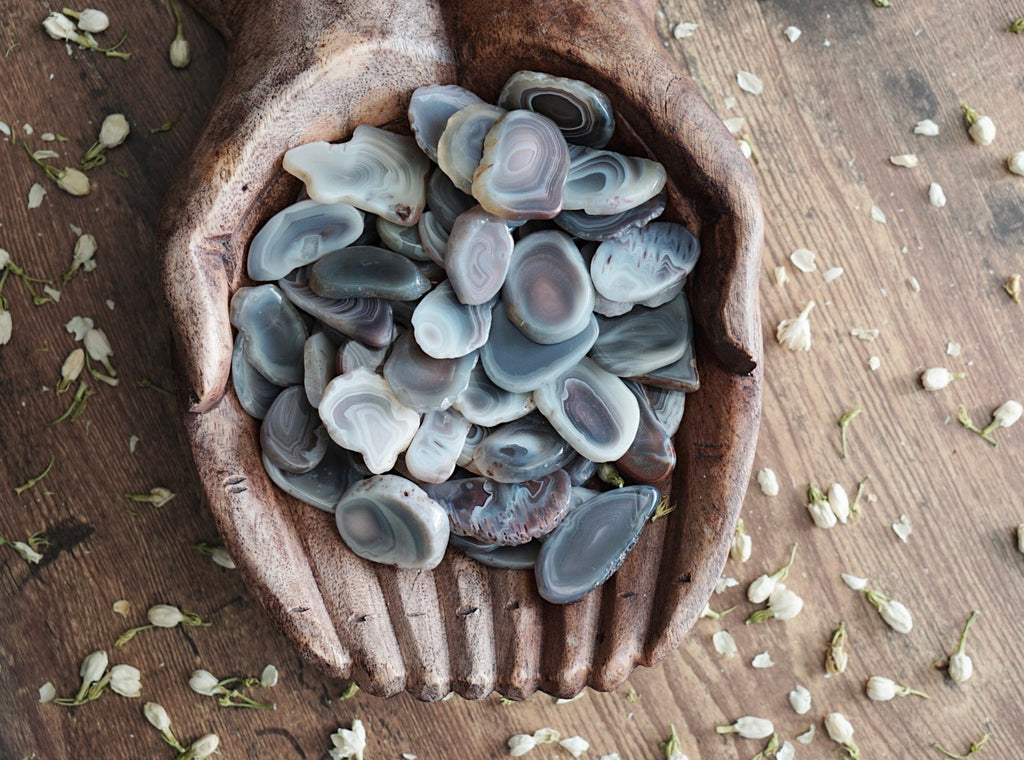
[2,1,1023,757]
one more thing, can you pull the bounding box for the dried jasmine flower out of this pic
[1,530,47,564]
[890,153,919,167]
[892,514,912,542]
[929,182,947,208]
[825,621,848,675]
[124,487,175,508]
[712,630,738,658]
[789,248,817,272]
[730,518,751,563]
[186,734,221,760]
[829,483,850,523]
[260,664,279,688]
[933,731,990,759]
[962,105,995,146]
[862,588,913,633]
[870,205,887,223]
[747,584,803,623]
[115,603,210,646]
[1004,273,1022,301]
[27,183,46,209]
[756,467,780,496]
[751,651,774,668]
[192,541,236,568]
[83,327,116,377]
[41,10,130,57]
[57,348,85,393]
[865,675,929,701]
[1008,153,1024,176]
[64,8,110,33]
[946,610,980,684]
[783,26,802,42]
[982,400,1023,437]
[736,70,764,95]
[660,724,689,760]
[65,315,94,340]
[54,649,109,706]
[189,668,275,709]
[81,114,130,169]
[39,681,57,703]
[747,543,797,603]
[788,684,812,714]
[559,736,589,758]
[776,301,815,352]
[13,456,55,495]
[715,717,774,740]
[920,367,964,391]
[672,22,698,39]
[824,712,860,758]
[915,118,940,136]
[168,0,190,68]
[109,664,142,698]
[806,483,836,529]
[63,233,98,284]
[143,701,186,752]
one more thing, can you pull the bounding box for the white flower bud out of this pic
[190,733,220,759]
[43,12,77,40]
[914,118,940,136]
[188,669,220,696]
[776,741,795,760]
[788,684,812,714]
[170,37,191,68]
[949,652,973,684]
[211,546,236,568]
[109,663,142,698]
[768,586,804,620]
[920,367,961,391]
[0,309,13,345]
[842,573,868,591]
[730,531,752,564]
[76,9,110,33]
[98,113,130,148]
[83,327,113,363]
[147,604,184,628]
[929,182,947,208]
[866,675,898,701]
[880,598,913,633]
[144,701,172,732]
[1008,151,1024,176]
[828,483,850,523]
[992,400,1023,429]
[56,167,90,196]
[825,712,855,745]
[507,734,537,756]
[330,719,366,760]
[747,574,776,604]
[712,630,738,657]
[12,541,42,563]
[80,650,109,686]
[969,115,996,146]
[718,716,774,740]
[558,736,589,758]
[776,301,815,351]
[756,467,779,496]
[0,248,10,268]
[60,348,86,387]
[808,499,837,529]
[260,664,279,688]
[73,233,98,268]
[39,682,56,703]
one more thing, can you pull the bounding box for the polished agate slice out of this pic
[426,168,476,231]
[534,357,640,462]
[336,338,388,375]
[260,385,329,474]
[498,70,615,149]
[451,363,535,427]
[417,211,449,267]
[303,331,336,408]
[318,367,420,474]
[502,230,594,344]
[411,280,492,359]
[229,284,308,387]
[335,475,450,570]
[247,199,364,281]
[590,293,691,376]
[554,190,666,241]
[590,221,700,303]
[436,103,505,194]
[262,446,362,513]
[535,485,660,604]
[445,206,514,306]
[457,424,490,468]
[472,110,570,221]
[404,409,472,484]
[634,338,699,392]
[564,455,598,487]
[376,216,429,261]
[282,126,430,226]
[231,333,282,419]
[472,413,576,483]
[278,268,394,348]
[448,533,540,569]
[615,380,675,484]
[408,84,485,162]
[562,145,666,215]
[309,246,431,301]
[645,384,686,436]
[382,331,476,412]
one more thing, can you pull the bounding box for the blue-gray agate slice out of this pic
[426,168,476,231]
[590,221,700,303]
[554,190,666,241]
[408,84,485,163]
[498,70,615,149]
[278,267,394,348]
[411,280,492,360]
[231,333,283,419]
[437,103,505,194]
[562,144,666,215]
[247,199,364,281]
[589,293,691,377]
[229,284,308,387]
[261,445,362,513]
[260,385,329,474]
[404,408,473,484]
[382,330,476,412]
[451,362,535,426]
[309,246,431,301]
[472,413,577,483]
[448,534,540,569]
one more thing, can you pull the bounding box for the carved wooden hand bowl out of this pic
[159,0,762,700]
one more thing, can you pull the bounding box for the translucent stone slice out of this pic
[451,362,535,426]
[480,305,598,393]
[426,168,476,231]
[424,470,571,545]
[404,409,472,484]
[303,331,336,408]
[590,221,700,303]
[231,333,283,419]
[564,455,598,487]
[318,367,421,473]
[262,445,362,513]
[592,294,633,318]
[554,190,666,241]
[503,230,594,344]
[534,357,640,462]
[457,424,489,468]
[408,84,485,163]
[535,485,660,604]
[230,284,308,386]
[279,268,394,348]
[309,245,431,301]
[472,110,570,221]
[382,331,476,412]
[377,216,429,261]
[448,534,540,569]
[616,381,675,484]
[633,338,699,392]
[445,206,514,305]
[335,474,450,570]
[590,293,691,376]
[260,385,329,474]
[437,103,505,194]
[472,413,576,483]
[411,280,493,359]
[417,211,449,268]
[568,486,601,512]
[247,199,364,281]
[562,144,666,215]
[282,126,430,225]
[498,70,615,149]
[645,384,686,436]
[337,338,388,374]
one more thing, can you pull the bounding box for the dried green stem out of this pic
[849,475,871,524]
[954,610,980,656]
[49,381,94,425]
[956,405,998,446]
[933,732,990,759]
[1007,16,1024,33]
[14,456,54,495]
[839,405,862,459]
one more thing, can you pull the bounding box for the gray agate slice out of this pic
[318,367,421,474]
[303,331,336,408]
[262,445,362,513]
[472,413,576,483]
[382,331,476,412]
[335,475,450,570]
[408,84,485,162]
[534,357,640,462]
[336,338,389,375]
[404,408,472,484]
[451,363,535,427]
[411,280,493,359]
[472,110,569,221]
[376,216,429,261]
[309,246,432,301]
[645,384,686,436]
[535,485,660,604]
[480,305,598,393]
[554,190,666,241]
[615,381,675,485]
[260,385,329,474]
[417,211,450,267]
[437,103,505,194]
[502,230,594,344]
[282,126,430,226]
[590,293,691,377]
[278,268,394,349]
[448,534,540,569]
[426,168,476,231]
[247,199,364,281]
[562,145,666,215]
[590,221,700,303]
[634,337,699,393]
[445,206,514,306]
[498,70,615,149]
[231,333,282,419]
[229,284,308,387]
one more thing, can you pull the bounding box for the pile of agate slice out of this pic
[231,70,700,605]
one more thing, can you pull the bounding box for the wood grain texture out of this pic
[2,0,1024,758]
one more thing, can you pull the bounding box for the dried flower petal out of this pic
[870,205,887,223]
[260,664,279,688]
[823,266,844,283]
[508,735,536,756]
[751,651,774,668]
[737,71,764,95]
[796,725,815,744]
[76,9,110,33]
[929,182,947,208]
[757,467,780,496]
[1008,152,1024,176]
[731,519,751,563]
[559,736,589,758]
[28,183,46,209]
[712,630,738,657]
[776,301,815,352]
[715,576,739,594]
[789,248,817,272]
[890,154,919,167]
[788,684,812,714]
[892,514,912,542]
[39,681,56,703]
[784,26,802,42]
[829,483,850,523]
[914,119,940,136]
[774,266,789,286]
[673,22,698,38]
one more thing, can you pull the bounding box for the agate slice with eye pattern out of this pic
[318,367,421,474]
[335,475,450,570]
[231,333,283,419]
[472,413,577,483]
[282,126,430,226]
[260,385,329,474]
[404,409,472,484]
[436,103,506,194]
[535,485,660,604]
[247,199,364,281]
[534,357,640,462]
[590,221,700,303]
[498,70,615,149]
[382,331,476,412]
[278,268,394,349]
[411,280,492,360]
[229,284,308,387]
[309,246,432,301]
[408,84,485,163]
[445,206,514,306]
[451,363,535,427]
[472,110,570,221]
[262,445,362,513]
[589,293,691,377]
[562,145,666,215]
